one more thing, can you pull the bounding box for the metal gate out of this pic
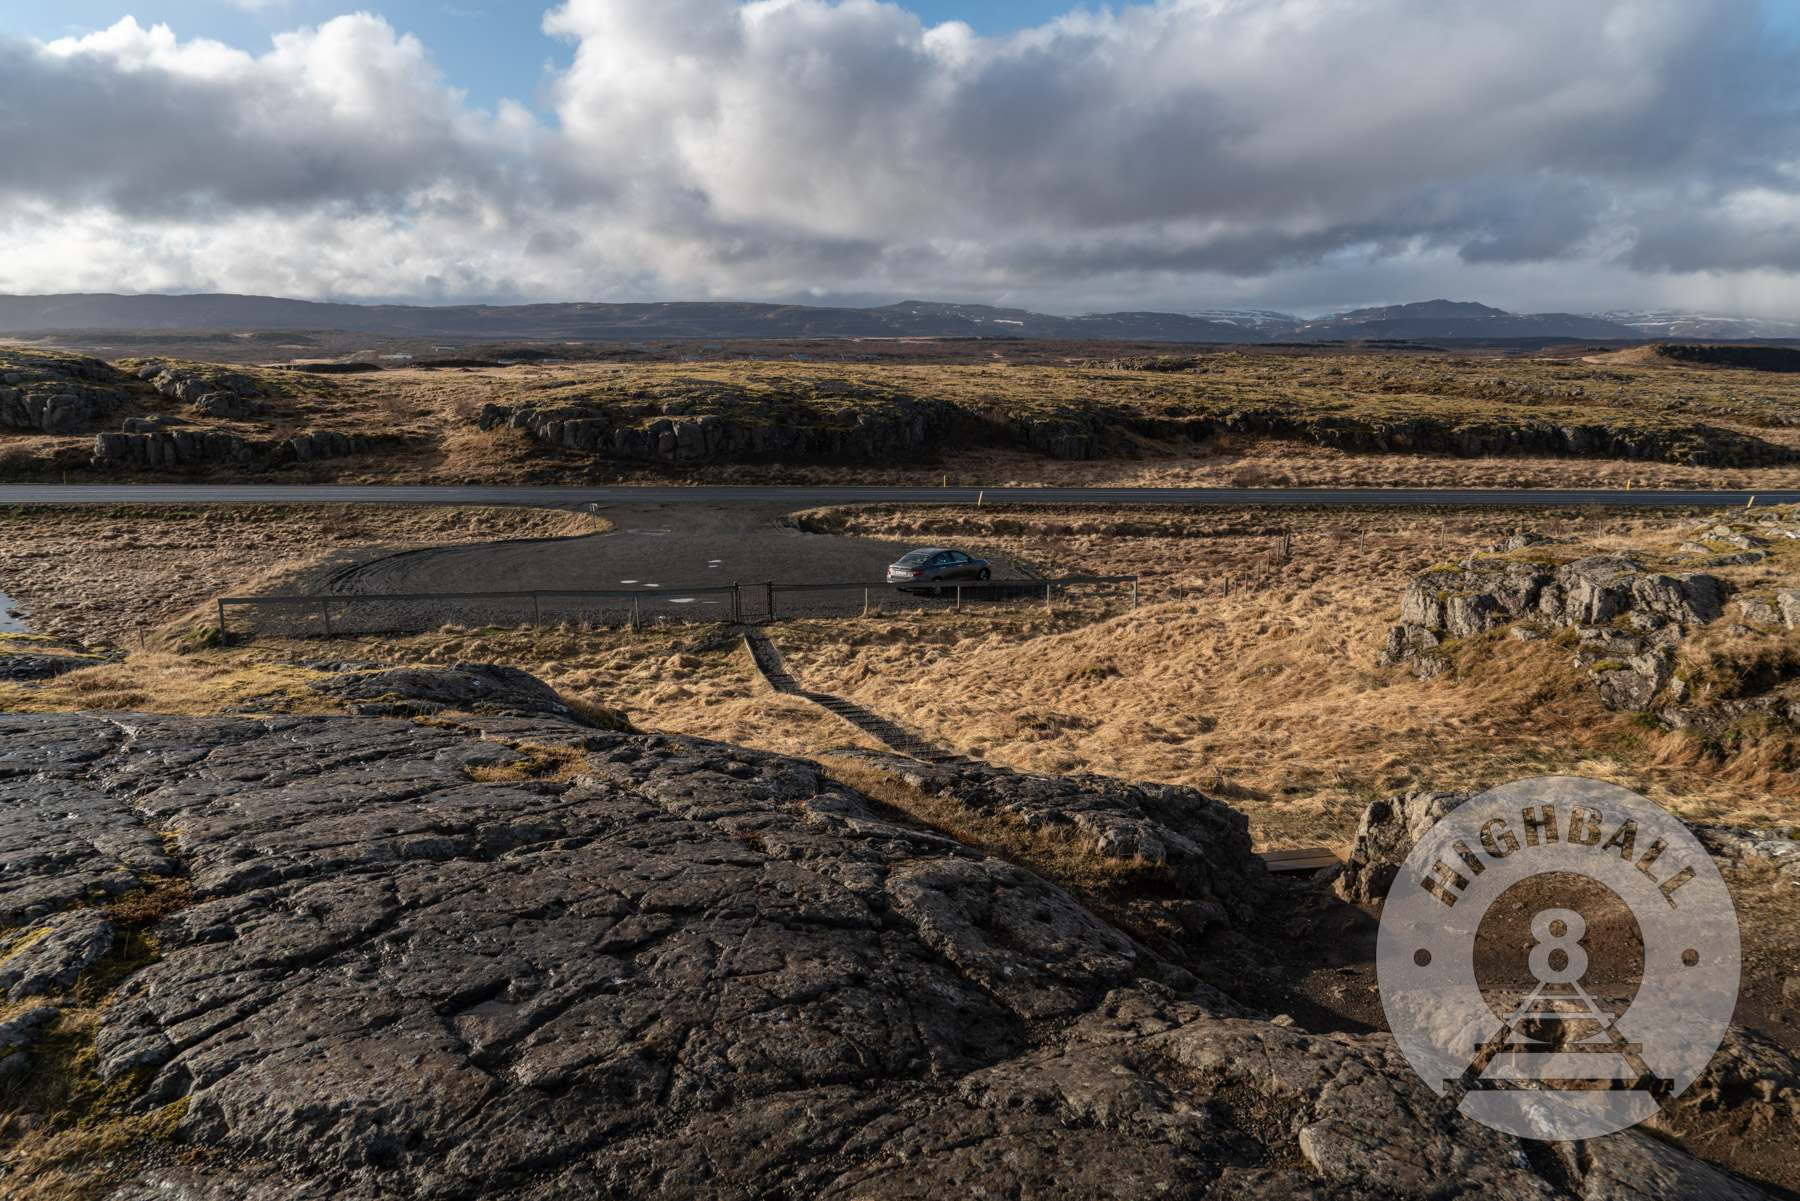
[736,581,775,622]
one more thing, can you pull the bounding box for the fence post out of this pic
[955,584,962,610]
[732,583,739,623]
[320,599,332,637]
[217,599,228,646]
[533,592,541,629]
[863,587,869,616]
[632,598,640,631]
[1045,582,1052,611]
[1131,578,1138,611]
[766,581,775,621]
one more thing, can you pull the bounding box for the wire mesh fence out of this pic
[762,578,1135,620]
[217,577,1137,640]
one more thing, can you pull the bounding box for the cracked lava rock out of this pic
[0,696,1774,1200]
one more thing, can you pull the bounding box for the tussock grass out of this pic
[761,505,1800,841]
[463,743,590,783]
[0,652,343,717]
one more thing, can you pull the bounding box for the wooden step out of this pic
[1258,846,1348,874]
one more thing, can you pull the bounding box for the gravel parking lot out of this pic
[245,497,1049,633]
[320,497,1030,593]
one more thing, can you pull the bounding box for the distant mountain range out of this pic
[0,293,1794,344]
[1278,300,1646,341]
[1594,310,1800,340]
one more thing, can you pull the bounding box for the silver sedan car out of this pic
[887,547,992,594]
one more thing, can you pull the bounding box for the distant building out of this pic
[383,353,413,360]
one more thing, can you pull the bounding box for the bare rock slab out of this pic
[0,702,1768,1199]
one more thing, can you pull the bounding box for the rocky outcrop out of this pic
[0,348,135,435]
[829,748,1262,926]
[0,699,1767,1198]
[137,361,272,419]
[1334,789,1470,903]
[477,382,1791,467]
[92,427,371,472]
[1380,534,1729,710]
[1338,789,1800,894]
[1381,512,1800,723]
[277,429,373,463]
[1692,823,1800,879]
[92,428,256,470]
[1001,401,1109,460]
[307,660,617,726]
[1193,405,1791,466]
[0,652,96,680]
[477,389,1119,464]
[480,393,959,463]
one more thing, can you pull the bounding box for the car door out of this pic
[948,551,975,580]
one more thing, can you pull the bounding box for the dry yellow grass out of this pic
[756,505,1800,844]
[0,650,341,717]
[6,500,1796,853]
[304,625,888,756]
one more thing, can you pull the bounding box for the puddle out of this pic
[0,579,27,634]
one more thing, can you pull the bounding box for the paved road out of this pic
[1,484,1795,507]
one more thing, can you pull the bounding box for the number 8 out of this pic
[1528,907,1588,984]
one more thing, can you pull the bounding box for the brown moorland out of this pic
[5,343,1800,488]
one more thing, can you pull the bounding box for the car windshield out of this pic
[896,551,934,565]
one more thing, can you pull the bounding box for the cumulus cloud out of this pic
[0,1,1794,312]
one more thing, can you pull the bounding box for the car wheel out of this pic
[977,568,990,581]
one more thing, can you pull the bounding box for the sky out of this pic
[1,0,1798,316]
